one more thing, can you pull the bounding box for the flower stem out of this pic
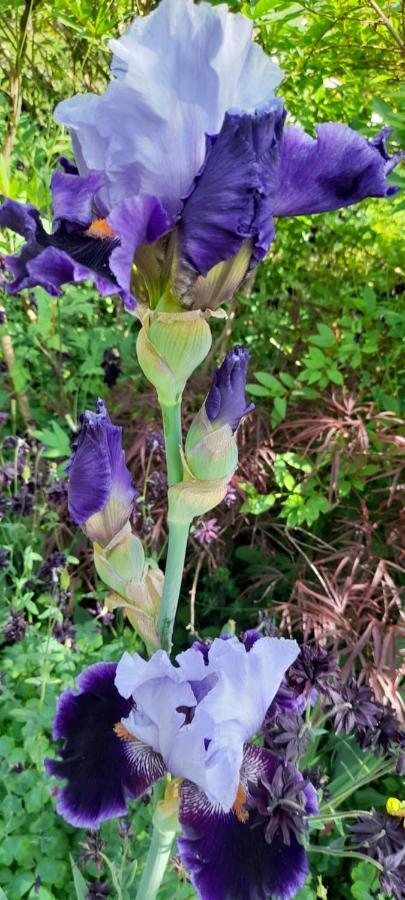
[135,822,176,900]
[157,519,190,652]
[307,844,384,872]
[158,400,190,651]
[161,402,183,487]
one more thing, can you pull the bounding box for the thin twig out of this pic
[367,0,404,49]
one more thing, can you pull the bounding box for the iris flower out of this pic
[46,634,318,900]
[0,0,402,311]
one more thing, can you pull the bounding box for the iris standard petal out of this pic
[197,636,300,748]
[179,102,285,279]
[45,662,166,827]
[54,0,282,218]
[116,650,220,797]
[178,743,317,900]
[177,636,300,811]
[273,123,404,217]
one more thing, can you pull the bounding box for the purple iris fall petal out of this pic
[68,398,135,544]
[273,123,404,217]
[178,743,317,900]
[179,101,285,277]
[45,662,166,827]
[205,346,255,431]
[0,165,169,309]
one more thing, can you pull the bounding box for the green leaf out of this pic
[273,395,287,420]
[246,383,272,397]
[253,372,286,394]
[309,324,336,348]
[34,422,71,459]
[278,372,296,389]
[305,347,328,369]
[240,493,277,515]
[328,366,344,385]
[69,856,87,900]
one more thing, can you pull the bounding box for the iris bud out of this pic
[67,399,135,547]
[95,537,162,653]
[169,346,254,523]
[136,309,214,405]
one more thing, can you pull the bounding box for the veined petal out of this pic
[55,0,282,217]
[274,123,404,217]
[176,636,299,811]
[179,103,285,279]
[45,662,166,827]
[178,744,317,900]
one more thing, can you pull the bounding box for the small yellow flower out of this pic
[386,797,405,822]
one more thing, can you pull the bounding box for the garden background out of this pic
[0,1,404,898]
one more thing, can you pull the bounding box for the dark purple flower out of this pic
[67,398,135,546]
[37,552,66,586]
[205,345,255,432]
[273,124,404,217]
[265,712,311,762]
[102,347,121,388]
[359,703,404,756]
[80,830,105,870]
[0,170,170,310]
[86,880,111,900]
[287,643,338,698]
[146,432,165,454]
[328,678,381,736]
[9,489,34,516]
[53,618,76,647]
[47,479,68,507]
[90,602,115,627]
[378,848,405,900]
[350,809,405,897]
[3,608,28,644]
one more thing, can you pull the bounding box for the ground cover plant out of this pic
[0,1,404,898]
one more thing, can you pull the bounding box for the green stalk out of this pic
[157,519,190,652]
[161,402,183,487]
[135,822,176,900]
[158,399,190,652]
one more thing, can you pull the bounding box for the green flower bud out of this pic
[185,407,238,481]
[136,309,213,405]
[94,534,162,652]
